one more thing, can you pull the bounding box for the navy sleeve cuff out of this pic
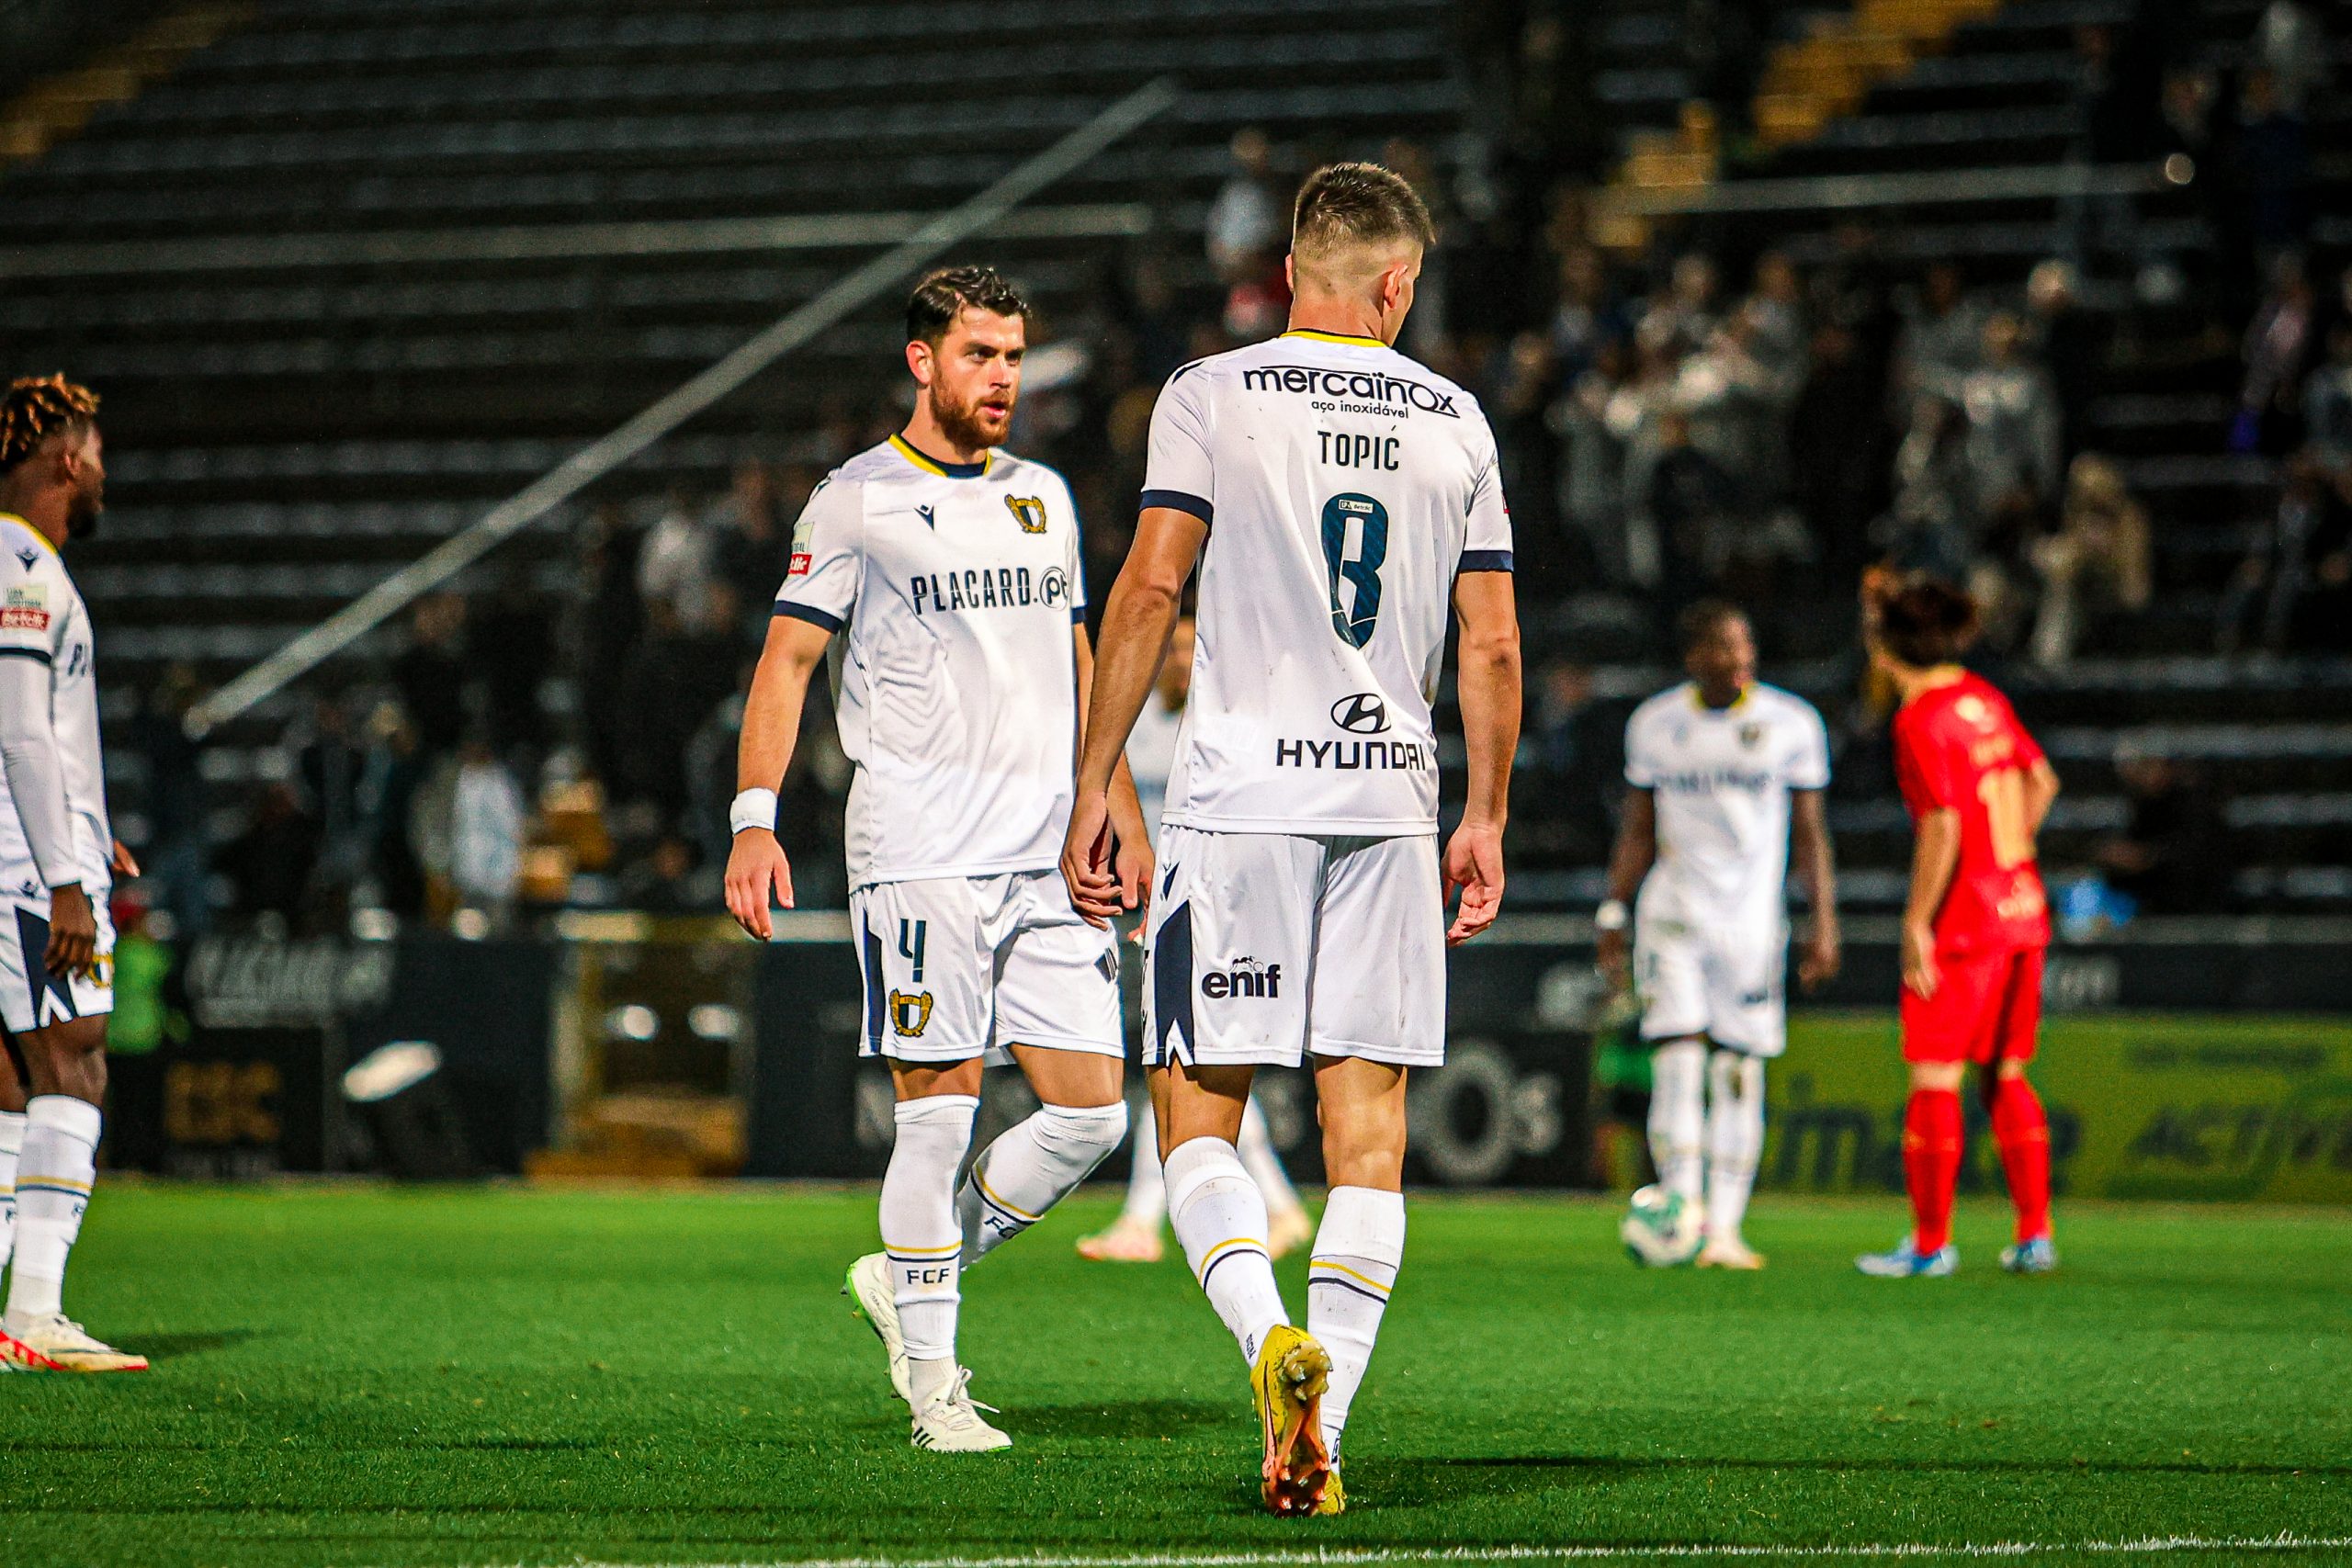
[773,601,844,633]
[1069,606,1088,624]
[1458,550,1514,573]
[1140,489,1213,527]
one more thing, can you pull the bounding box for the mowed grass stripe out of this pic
[3,1187,2346,1568]
[522,1540,2352,1566]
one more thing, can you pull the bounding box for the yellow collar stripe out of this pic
[0,513,56,556]
[1282,328,1386,348]
[888,434,989,479]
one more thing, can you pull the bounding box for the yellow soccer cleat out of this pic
[1312,1469,1347,1515]
[1250,1325,1332,1517]
[0,1313,147,1372]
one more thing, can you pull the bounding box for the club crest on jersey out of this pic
[888,989,934,1038]
[1004,496,1047,534]
[1739,722,1765,749]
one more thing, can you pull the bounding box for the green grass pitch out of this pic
[3,1184,2347,1567]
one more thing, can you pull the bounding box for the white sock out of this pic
[1705,1051,1765,1242]
[1307,1185,1404,1458]
[958,1100,1127,1264]
[7,1094,100,1321]
[1647,1040,1706,1202]
[1118,1094,1167,1229]
[0,1109,23,1279]
[0,1109,24,1273]
[1165,1135,1288,1366]
[879,1094,976,1368]
[1238,1095,1304,1217]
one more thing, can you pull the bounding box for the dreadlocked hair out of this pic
[0,375,98,475]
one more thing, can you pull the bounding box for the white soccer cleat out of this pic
[910,1366,1011,1452]
[1695,1235,1767,1270]
[842,1252,912,1404]
[0,1312,148,1373]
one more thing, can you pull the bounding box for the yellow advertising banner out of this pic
[1767,1012,2352,1203]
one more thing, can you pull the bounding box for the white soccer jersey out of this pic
[1142,329,1513,836]
[773,435,1086,890]
[0,513,109,889]
[1624,682,1830,935]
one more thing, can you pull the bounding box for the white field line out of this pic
[474,1537,2352,1568]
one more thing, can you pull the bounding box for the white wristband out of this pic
[729,788,778,836]
[1594,898,1629,932]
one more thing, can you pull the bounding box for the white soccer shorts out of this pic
[0,858,114,1037]
[1143,826,1445,1070]
[850,868,1121,1065]
[1634,913,1787,1058]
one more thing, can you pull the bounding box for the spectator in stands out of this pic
[1789,318,1894,583]
[2027,260,2106,463]
[1894,262,1987,402]
[616,587,738,826]
[2237,250,2320,454]
[636,487,715,630]
[220,781,319,933]
[1519,659,1613,864]
[2095,748,2231,915]
[131,663,209,938]
[1956,311,2063,529]
[2254,1,2328,118]
[2029,454,2153,668]
[2218,448,2352,653]
[578,500,646,801]
[1645,408,1741,610]
[449,732,526,930]
[1549,243,1628,382]
[1880,393,1977,583]
[392,592,469,761]
[358,701,427,920]
[2233,68,2312,267]
[296,692,367,910]
[708,460,786,644]
[1206,127,1284,284]
[1492,330,1567,594]
[2301,321,2352,467]
[1642,253,1720,360]
[1559,337,1639,587]
[472,568,555,754]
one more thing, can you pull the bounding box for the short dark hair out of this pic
[1871,574,1980,667]
[1292,163,1435,264]
[0,374,97,475]
[1677,598,1747,653]
[905,265,1031,346]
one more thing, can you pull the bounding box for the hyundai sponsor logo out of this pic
[1330,692,1390,734]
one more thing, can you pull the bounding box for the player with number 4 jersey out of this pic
[1859,575,2062,1280]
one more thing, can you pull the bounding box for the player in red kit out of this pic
[1858,577,2063,1278]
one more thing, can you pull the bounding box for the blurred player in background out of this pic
[0,375,146,1373]
[1858,574,2061,1278]
[1078,615,1313,1265]
[1066,164,1521,1515]
[1599,602,1839,1269]
[725,268,1151,1450]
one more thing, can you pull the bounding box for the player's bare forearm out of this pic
[1452,570,1522,829]
[1604,789,1657,908]
[1072,626,1151,852]
[736,615,831,794]
[1792,788,1842,987]
[2025,757,2060,838]
[1076,506,1204,795]
[1904,808,1962,935]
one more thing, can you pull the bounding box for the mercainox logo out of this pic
[1241,363,1460,417]
[1202,957,1282,999]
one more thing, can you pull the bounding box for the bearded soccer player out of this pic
[1858,575,2061,1279]
[1065,164,1521,1515]
[725,268,1150,1450]
[0,375,146,1372]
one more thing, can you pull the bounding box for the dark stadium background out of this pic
[2,0,2346,1191]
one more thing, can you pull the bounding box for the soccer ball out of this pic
[1621,1184,1703,1268]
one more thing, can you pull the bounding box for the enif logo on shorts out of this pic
[1330,692,1390,734]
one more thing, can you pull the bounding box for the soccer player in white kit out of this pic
[1597,602,1840,1269]
[725,268,1151,1453]
[0,376,147,1373]
[1064,165,1522,1516]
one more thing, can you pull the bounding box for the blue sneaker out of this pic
[1856,1236,1958,1277]
[2000,1235,2057,1274]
